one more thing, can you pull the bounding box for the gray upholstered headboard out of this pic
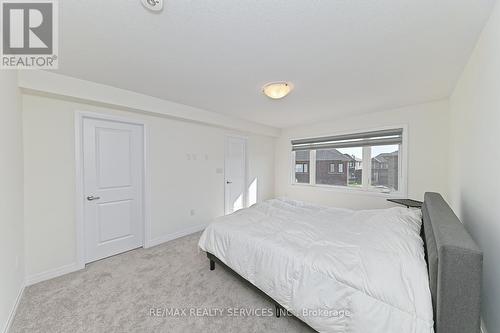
[421,192,483,333]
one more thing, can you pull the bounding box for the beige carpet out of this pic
[11,232,315,333]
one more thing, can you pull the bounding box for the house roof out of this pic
[317,149,352,162]
[344,154,361,162]
[374,151,398,163]
[295,149,351,162]
[295,150,309,161]
[296,150,397,163]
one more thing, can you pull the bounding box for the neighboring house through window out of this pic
[291,128,405,194]
[294,150,310,184]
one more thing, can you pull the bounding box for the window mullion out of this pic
[362,146,371,189]
[310,150,316,185]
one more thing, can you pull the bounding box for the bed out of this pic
[198,192,482,333]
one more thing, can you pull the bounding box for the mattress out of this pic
[198,198,434,333]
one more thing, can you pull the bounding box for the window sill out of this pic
[291,182,407,198]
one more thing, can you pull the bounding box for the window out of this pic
[371,145,399,192]
[291,128,404,194]
[316,147,362,186]
[295,163,308,173]
[294,150,310,184]
[329,163,335,173]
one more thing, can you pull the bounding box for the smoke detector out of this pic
[141,0,163,12]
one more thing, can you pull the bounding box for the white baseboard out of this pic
[24,225,206,285]
[25,262,84,286]
[14,225,204,330]
[2,285,24,333]
[147,224,207,248]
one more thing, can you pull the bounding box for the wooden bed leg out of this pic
[275,304,280,318]
[209,259,215,271]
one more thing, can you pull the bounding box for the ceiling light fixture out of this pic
[262,82,293,99]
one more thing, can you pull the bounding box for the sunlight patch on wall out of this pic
[248,178,258,206]
[232,193,244,212]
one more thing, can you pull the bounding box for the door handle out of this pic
[226,181,232,184]
[87,195,101,201]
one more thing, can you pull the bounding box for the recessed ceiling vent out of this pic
[141,0,163,12]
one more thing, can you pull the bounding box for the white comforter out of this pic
[198,198,434,333]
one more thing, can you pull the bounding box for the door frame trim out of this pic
[224,135,248,215]
[74,111,151,268]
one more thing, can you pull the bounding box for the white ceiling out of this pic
[56,0,495,128]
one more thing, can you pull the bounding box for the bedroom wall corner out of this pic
[449,1,500,332]
[0,71,25,333]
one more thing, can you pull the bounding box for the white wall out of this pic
[0,71,25,332]
[22,93,275,281]
[18,70,279,137]
[449,2,500,332]
[275,100,450,209]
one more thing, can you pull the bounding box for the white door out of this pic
[224,137,247,215]
[83,117,144,263]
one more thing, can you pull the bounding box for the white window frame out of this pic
[290,125,408,197]
[338,163,343,173]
